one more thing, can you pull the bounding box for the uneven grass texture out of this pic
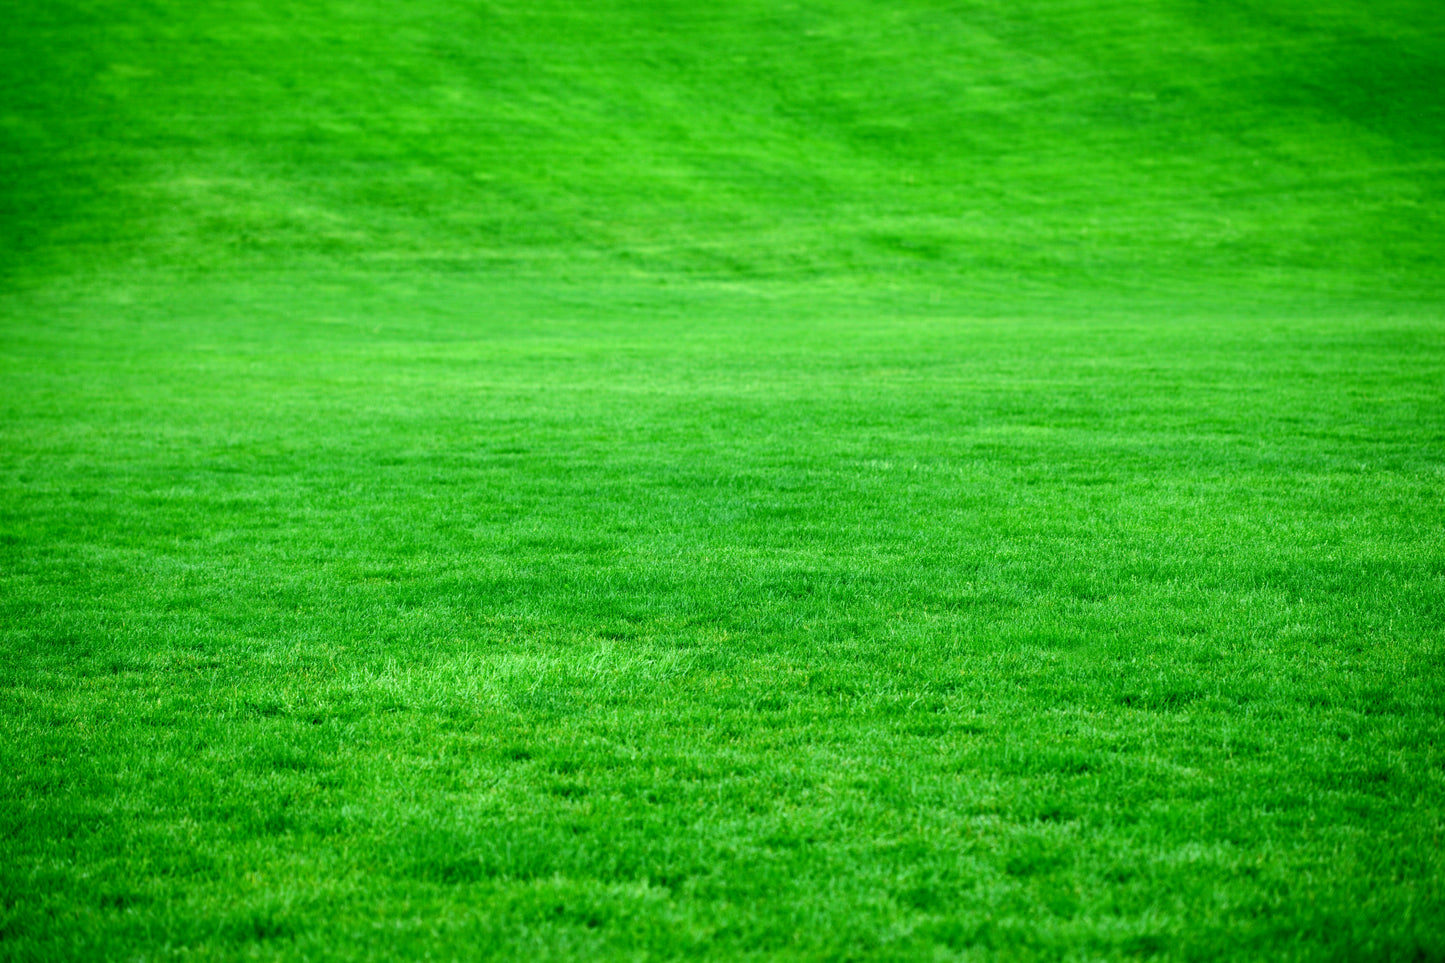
[2,1,1443,960]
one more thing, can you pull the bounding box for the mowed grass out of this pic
[2,1,1444,960]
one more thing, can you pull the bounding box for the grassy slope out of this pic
[4,0,1442,291]
[1,1,1443,960]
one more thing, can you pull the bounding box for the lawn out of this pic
[2,1,1443,960]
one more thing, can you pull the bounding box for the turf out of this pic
[2,1,1443,960]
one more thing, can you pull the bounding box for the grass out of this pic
[2,0,1443,960]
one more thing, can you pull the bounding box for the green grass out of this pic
[2,0,1443,960]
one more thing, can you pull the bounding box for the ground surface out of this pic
[1,1,1443,960]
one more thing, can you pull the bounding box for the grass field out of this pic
[2,1,1444,959]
